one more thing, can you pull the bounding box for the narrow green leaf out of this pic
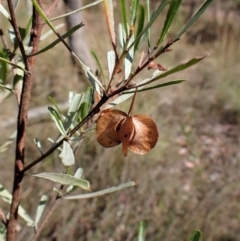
[48,106,66,136]
[176,0,215,40]
[31,173,90,191]
[190,230,202,241]
[35,195,48,229]
[0,184,35,226]
[64,93,83,131]
[130,0,168,50]
[31,0,57,34]
[136,55,206,87]
[48,96,63,115]
[0,51,8,83]
[120,0,128,36]
[157,0,182,46]
[0,56,27,73]
[63,181,135,200]
[118,23,125,49]
[59,141,75,167]
[29,23,84,56]
[67,168,83,193]
[51,0,103,22]
[138,221,146,241]
[0,4,10,19]
[79,87,93,120]
[103,92,134,109]
[125,33,134,79]
[134,4,145,52]
[0,131,16,153]
[40,23,65,41]
[80,60,105,96]
[0,84,13,92]
[69,136,85,141]
[33,138,43,155]
[130,0,139,26]
[91,50,106,86]
[146,0,150,48]
[124,80,186,93]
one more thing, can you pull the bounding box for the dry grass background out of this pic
[0,0,240,240]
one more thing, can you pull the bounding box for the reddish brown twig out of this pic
[6,0,44,240]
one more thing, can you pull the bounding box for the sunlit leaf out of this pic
[79,87,93,120]
[29,23,84,56]
[120,0,128,36]
[130,0,139,26]
[64,93,83,131]
[33,138,43,155]
[134,4,144,52]
[67,168,83,193]
[103,0,116,47]
[0,4,10,19]
[175,0,215,40]
[30,173,90,191]
[35,195,48,229]
[129,0,168,50]
[40,23,65,41]
[107,50,116,80]
[138,221,146,241]
[136,56,206,87]
[51,0,103,22]
[146,0,150,48]
[59,141,75,166]
[157,0,182,46]
[124,80,186,93]
[125,32,134,79]
[48,106,66,136]
[63,181,135,200]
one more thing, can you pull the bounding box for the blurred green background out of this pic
[0,0,240,240]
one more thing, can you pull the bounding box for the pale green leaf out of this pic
[120,0,128,36]
[0,184,35,226]
[31,173,90,191]
[125,32,134,79]
[176,0,215,40]
[29,23,84,56]
[48,106,66,136]
[130,0,139,26]
[35,195,48,229]
[51,0,103,22]
[67,168,83,193]
[63,181,135,200]
[138,221,146,241]
[59,141,75,167]
[107,50,116,80]
[33,138,43,155]
[0,4,10,19]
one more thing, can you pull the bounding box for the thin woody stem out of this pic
[6,1,43,240]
